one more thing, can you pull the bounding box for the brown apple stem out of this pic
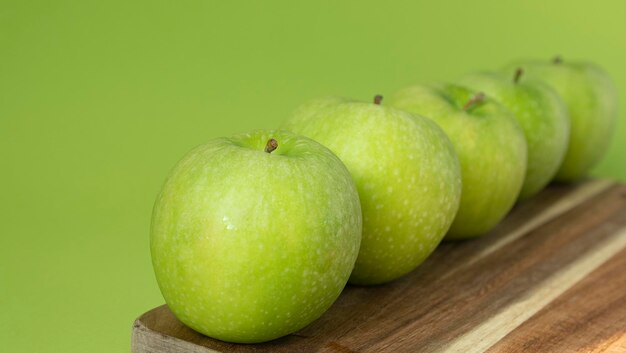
[463,92,486,111]
[374,95,383,105]
[264,138,278,153]
[553,56,563,64]
[514,68,524,83]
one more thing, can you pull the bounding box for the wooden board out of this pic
[132,179,626,353]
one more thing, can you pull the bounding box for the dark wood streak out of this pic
[325,341,358,353]
[131,181,626,353]
[487,246,626,353]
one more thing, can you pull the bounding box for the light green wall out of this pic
[1,1,624,352]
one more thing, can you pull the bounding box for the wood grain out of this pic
[131,180,626,353]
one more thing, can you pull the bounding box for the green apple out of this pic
[388,84,527,239]
[283,96,461,285]
[457,69,570,200]
[503,57,618,181]
[150,130,362,343]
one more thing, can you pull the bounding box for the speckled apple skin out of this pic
[150,130,362,343]
[389,84,527,239]
[284,99,461,285]
[504,60,618,182]
[458,72,570,200]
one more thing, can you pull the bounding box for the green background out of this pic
[1,1,624,352]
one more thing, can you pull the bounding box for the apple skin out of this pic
[503,59,618,181]
[457,71,570,200]
[283,98,461,285]
[150,130,362,343]
[388,84,527,239]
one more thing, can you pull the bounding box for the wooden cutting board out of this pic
[132,179,626,353]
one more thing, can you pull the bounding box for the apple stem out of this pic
[514,68,523,84]
[374,95,383,105]
[553,56,563,64]
[264,138,278,153]
[463,92,486,111]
